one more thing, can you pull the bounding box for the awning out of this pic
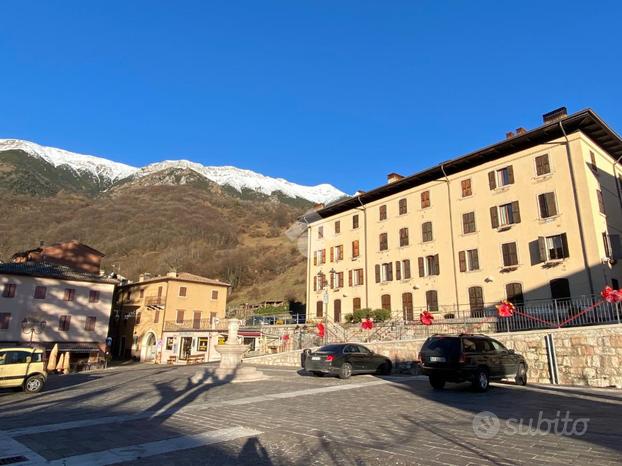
[35,342,103,353]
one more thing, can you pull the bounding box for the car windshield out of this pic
[422,337,460,357]
[318,344,344,353]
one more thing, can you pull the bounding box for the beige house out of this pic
[110,272,230,362]
[0,262,117,365]
[303,107,622,322]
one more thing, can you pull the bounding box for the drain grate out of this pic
[0,457,29,465]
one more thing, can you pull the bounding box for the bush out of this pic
[346,308,390,323]
[372,308,391,322]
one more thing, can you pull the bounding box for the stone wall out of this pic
[244,324,622,388]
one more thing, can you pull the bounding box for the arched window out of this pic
[333,299,342,323]
[353,297,361,312]
[402,293,413,321]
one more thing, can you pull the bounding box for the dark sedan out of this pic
[302,343,392,379]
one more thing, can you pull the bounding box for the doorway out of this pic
[142,333,157,362]
[179,337,193,360]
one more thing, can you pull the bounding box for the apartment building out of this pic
[304,108,622,322]
[11,240,105,275]
[110,271,230,362]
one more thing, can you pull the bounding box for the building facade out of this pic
[304,108,622,322]
[110,272,230,362]
[0,262,117,366]
[11,240,105,275]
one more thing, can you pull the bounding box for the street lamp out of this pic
[21,318,47,344]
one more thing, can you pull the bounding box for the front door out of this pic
[179,337,193,360]
[333,299,341,323]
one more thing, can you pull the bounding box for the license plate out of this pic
[430,356,446,362]
[311,356,320,360]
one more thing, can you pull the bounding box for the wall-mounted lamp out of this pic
[413,284,420,290]
[484,276,494,283]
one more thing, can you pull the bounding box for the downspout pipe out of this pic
[440,164,461,311]
[357,196,370,309]
[559,121,595,296]
[613,155,622,210]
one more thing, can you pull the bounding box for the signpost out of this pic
[322,290,329,344]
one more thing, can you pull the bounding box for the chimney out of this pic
[138,274,145,282]
[542,107,568,124]
[515,127,527,135]
[313,203,325,211]
[167,271,178,278]
[387,173,404,184]
[505,131,515,139]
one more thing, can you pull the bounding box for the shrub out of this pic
[372,308,391,322]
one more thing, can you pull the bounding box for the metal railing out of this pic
[163,319,228,332]
[244,313,306,327]
[145,296,165,306]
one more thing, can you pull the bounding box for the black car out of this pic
[302,343,393,379]
[419,334,528,391]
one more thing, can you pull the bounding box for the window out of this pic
[402,293,414,321]
[538,192,557,218]
[538,233,569,261]
[198,338,209,351]
[468,287,484,317]
[34,286,47,299]
[462,212,476,234]
[58,315,71,331]
[506,283,524,306]
[63,289,75,301]
[179,287,187,297]
[590,151,598,173]
[210,312,217,325]
[381,294,391,311]
[336,272,344,289]
[154,310,160,323]
[603,233,622,259]
[490,201,521,228]
[501,242,519,267]
[461,179,472,197]
[597,189,605,214]
[334,245,344,261]
[352,214,359,229]
[489,166,514,189]
[334,220,341,234]
[353,297,361,312]
[420,191,430,208]
[375,263,393,283]
[421,221,433,242]
[314,273,326,290]
[193,311,201,329]
[535,154,551,176]
[85,316,96,331]
[140,289,145,298]
[176,310,185,324]
[352,240,360,258]
[2,351,31,365]
[135,312,141,325]
[350,268,364,286]
[550,278,571,301]
[395,260,401,280]
[425,290,438,312]
[379,233,388,251]
[399,228,409,247]
[418,255,440,277]
[399,198,408,215]
[127,290,132,301]
[318,226,324,239]
[379,205,387,221]
[316,301,323,318]
[0,313,10,330]
[313,249,327,265]
[89,290,100,303]
[458,249,479,272]
[2,283,16,298]
[401,259,411,279]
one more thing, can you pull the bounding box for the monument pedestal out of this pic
[212,319,266,383]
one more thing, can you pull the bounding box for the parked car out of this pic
[0,347,47,393]
[419,334,527,391]
[302,343,392,379]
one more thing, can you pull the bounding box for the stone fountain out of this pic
[213,318,265,382]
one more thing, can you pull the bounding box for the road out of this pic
[0,363,620,465]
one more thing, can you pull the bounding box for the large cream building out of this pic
[304,108,622,322]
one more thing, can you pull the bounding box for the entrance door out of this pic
[179,337,193,360]
[144,333,157,362]
[119,336,126,359]
[333,299,341,323]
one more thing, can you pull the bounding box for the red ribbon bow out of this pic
[316,322,325,337]
[496,300,516,317]
[420,311,434,326]
[601,286,622,304]
[361,318,374,330]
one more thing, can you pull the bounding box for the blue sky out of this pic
[1,1,621,194]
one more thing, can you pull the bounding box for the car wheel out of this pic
[378,361,392,375]
[429,375,446,389]
[472,368,489,392]
[23,375,44,394]
[338,362,353,379]
[515,363,527,386]
[311,371,325,377]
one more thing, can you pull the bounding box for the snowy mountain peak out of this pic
[0,139,138,181]
[0,139,346,204]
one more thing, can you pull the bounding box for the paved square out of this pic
[1,364,621,465]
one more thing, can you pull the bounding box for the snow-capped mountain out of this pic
[0,139,346,203]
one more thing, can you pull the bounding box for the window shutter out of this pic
[387,263,393,281]
[546,193,557,216]
[459,251,466,272]
[418,257,424,277]
[471,249,480,270]
[433,254,440,275]
[313,277,317,291]
[348,270,353,286]
[507,165,515,184]
[330,247,334,262]
[561,233,570,258]
[352,240,359,257]
[538,236,547,262]
[488,171,496,190]
[358,269,365,285]
[395,261,401,280]
[490,206,499,228]
[609,234,622,259]
[403,260,411,279]
[321,249,326,263]
[511,201,521,223]
[375,264,381,283]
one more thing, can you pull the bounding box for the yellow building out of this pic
[111,271,230,362]
[303,107,622,322]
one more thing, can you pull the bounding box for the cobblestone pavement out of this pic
[0,363,621,465]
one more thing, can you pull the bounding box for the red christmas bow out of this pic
[496,300,516,317]
[601,286,622,304]
[361,318,374,330]
[316,322,325,337]
[420,311,434,326]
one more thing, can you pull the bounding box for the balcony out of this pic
[163,319,228,332]
[145,296,165,306]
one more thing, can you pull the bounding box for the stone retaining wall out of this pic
[244,324,622,388]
